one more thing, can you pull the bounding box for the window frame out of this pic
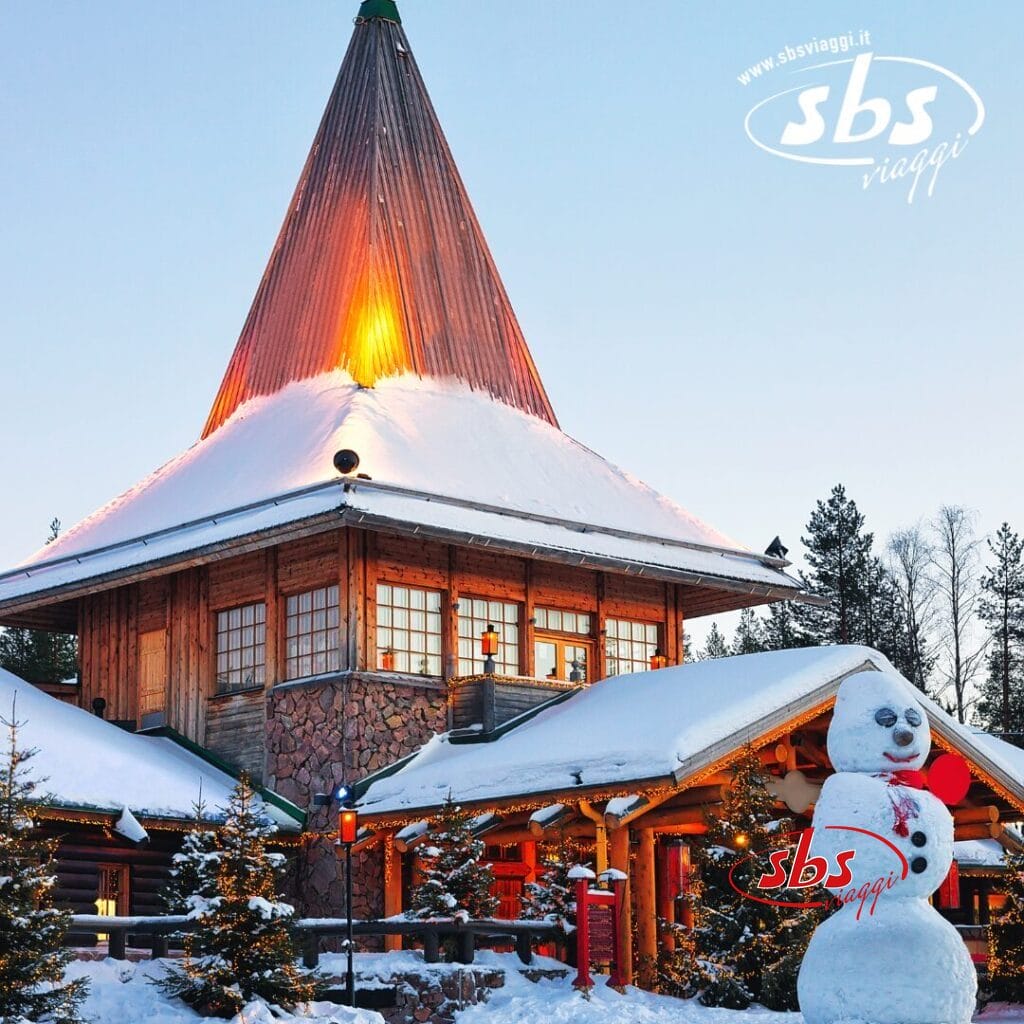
[283,583,342,682]
[532,606,595,684]
[457,596,522,677]
[375,581,445,678]
[214,601,267,695]
[604,616,661,677]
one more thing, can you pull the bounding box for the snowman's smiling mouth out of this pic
[883,752,919,764]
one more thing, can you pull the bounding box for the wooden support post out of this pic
[383,837,402,952]
[516,931,533,965]
[524,562,535,679]
[423,930,440,963]
[609,827,633,987]
[150,935,168,960]
[456,930,475,965]
[579,800,608,874]
[302,932,319,969]
[446,547,460,685]
[635,828,658,991]
[108,929,126,961]
[657,842,675,952]
[264,548,280,687]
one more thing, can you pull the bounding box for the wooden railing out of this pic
[70,915,564,968]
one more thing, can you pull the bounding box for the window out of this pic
[534,607,591,636]
[458,598,520,676]
[285,585,341,680]
[533,607,593,683]
[96,864,129,940]
[605,617,659,676]
[376,583,443,676]
[534,639,591,683]
[215,602,266,693]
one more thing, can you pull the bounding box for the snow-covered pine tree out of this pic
[977,523,1024,735]
[520,831,582,930]
[988,847,1024,1001]
[159,774,315,1017]
[0,700,88,1024]
[407,794,498,923]
[684,747,824,1011]
[160,791,219,918]
[700,623,730,660]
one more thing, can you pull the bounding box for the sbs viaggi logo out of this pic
[740,34,985,203]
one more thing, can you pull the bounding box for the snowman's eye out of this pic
[905,708,922,727]
[874,707,898,727]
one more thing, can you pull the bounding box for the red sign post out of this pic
[571,866,628,991]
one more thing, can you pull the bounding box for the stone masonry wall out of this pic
[266,673,447,917]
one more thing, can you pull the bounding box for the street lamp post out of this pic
[337,789,359,1007]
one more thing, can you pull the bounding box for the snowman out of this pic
[797,670,976,1024]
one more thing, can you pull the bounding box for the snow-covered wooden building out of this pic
[355,646,1024,986]
[0,0,816,923]
[0,667,302,933]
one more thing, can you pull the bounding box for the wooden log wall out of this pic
[42,823,178,919]
[78,588,139,725]
[76,525,695,754]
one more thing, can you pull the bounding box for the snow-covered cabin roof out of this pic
[0,668,301,831]
[954,839,1008,869]
[356,645,1024,821]
[0,374,806,616]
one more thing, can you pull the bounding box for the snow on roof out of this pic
[0,374,801,610]
[954,839,1007,869]
[358,646,892,819]
[0,668,299,830]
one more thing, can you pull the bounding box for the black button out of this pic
[911,857,927,874]
[911,831,927,847]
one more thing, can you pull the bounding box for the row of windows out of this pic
[215,585,665,693]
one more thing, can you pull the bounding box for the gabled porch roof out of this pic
[356,645,1024,825]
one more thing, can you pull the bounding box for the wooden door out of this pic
[138,629,167,720]
[533,636,595,684]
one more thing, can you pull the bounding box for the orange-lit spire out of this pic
[202,4,557,438]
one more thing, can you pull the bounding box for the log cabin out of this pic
[354,646,1024,987]
[0,0,820,926]
[0,667,303,939]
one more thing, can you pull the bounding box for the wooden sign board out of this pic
[572,870,627,990]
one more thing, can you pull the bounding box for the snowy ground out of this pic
[65,958,381,1024]
[65,954,1024,1024]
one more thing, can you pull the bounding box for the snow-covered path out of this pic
[64,955,1024,1024]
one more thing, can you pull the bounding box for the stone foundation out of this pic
[267,671,447,917]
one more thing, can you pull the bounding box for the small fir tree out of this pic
[520,831,582,930]
[988,847,1024,1001]
[408,794,498,923]
[731,610,767,656]
[684,748,824,1010]
[0,700,88,1024]
[700,623,730,660]
[160,792,219,918]
[761,602,807,652]
[159,775,315,1017]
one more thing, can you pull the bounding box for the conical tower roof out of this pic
[202,0,556,438]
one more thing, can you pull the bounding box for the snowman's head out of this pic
[827,670,931,773]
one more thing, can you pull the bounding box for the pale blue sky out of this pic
[1,2,1021,637]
